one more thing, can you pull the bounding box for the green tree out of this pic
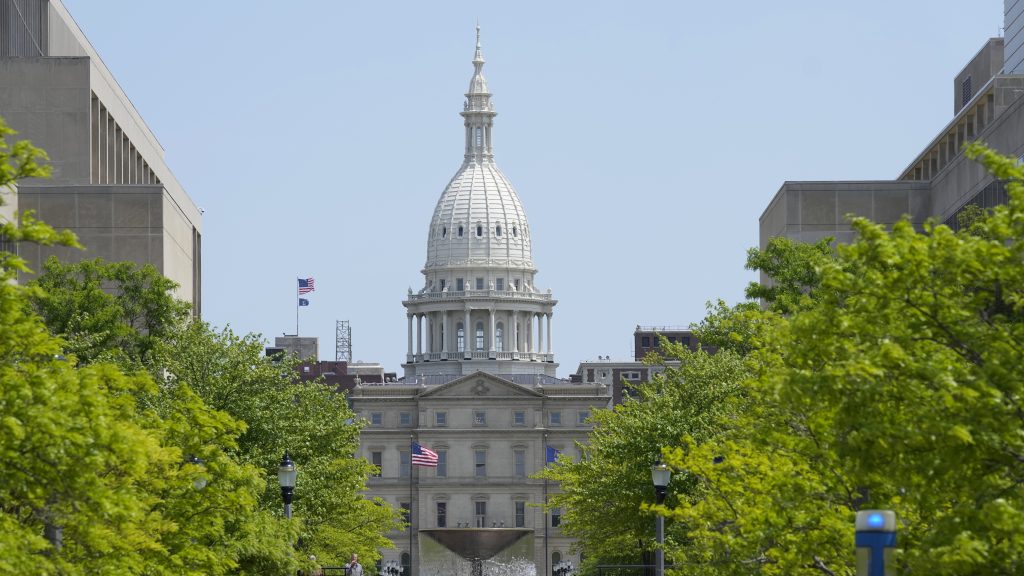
[160,323,403,567]
[31,257,191,369]
[656,145,1024,575]
[539,342,748,572]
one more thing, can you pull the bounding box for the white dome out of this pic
[425,161,533,272]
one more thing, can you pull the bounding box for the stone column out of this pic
[407,314,413,358]
[527,314,533,354]
[510,310,518,355]
[425,313,432,355]
[416,314,422,356]
[537,313,544,356]
[442,310,449,355]
[464,308,471,358]
[546,313,553,356]
[489,308,496,358]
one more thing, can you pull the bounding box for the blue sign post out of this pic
[855,510,896,576]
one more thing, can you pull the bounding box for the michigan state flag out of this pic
[299,298,309,306]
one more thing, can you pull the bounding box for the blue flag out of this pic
[546,446,560,464]
[299,298,309,306]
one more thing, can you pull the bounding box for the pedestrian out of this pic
[309,555,323,576]
[345,553,363,576]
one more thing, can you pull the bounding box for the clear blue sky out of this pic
[63,0,1003,375]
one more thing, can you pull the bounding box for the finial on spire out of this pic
[473,23,484,66]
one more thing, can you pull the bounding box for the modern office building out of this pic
[760,2,1024,267]
[1,0,202,311]
[349,29,608,576]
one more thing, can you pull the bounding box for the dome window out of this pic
[476,225,483,237]
[458,226,464,238]
[496,225,502,237]
[442,226,447,238]
[512,226,518,237]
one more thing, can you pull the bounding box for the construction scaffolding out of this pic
[335,320,352,362]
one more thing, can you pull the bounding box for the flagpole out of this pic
[544,433,549,576]
[405,434,409,573]
[295,276,299,335]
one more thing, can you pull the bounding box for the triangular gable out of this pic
[418,371,544,398]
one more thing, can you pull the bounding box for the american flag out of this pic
[412,442,439,467]
[298,277,315,294]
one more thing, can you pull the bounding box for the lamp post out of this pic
[651,462,671,576]
[278,451,297,519]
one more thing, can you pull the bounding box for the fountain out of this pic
[419,528,535,576]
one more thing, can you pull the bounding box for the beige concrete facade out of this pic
[760,24,1024,266]
[1,0,202,311]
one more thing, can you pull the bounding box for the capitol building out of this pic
[349,28,609,576]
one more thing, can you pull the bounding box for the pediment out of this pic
[419,371,543,398]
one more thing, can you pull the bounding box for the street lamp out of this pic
[651,462,671,576]
[278,450,297,519]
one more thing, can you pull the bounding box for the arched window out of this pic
[496,225,502,236]
[496,323,504,351]
[457,323,465,353]
[551,552,561,576]
[401,552,411,576]
[442,226,447,238]
[475,322,484,351]
[476,127,483,148]
[512,225,518,237]
[476,225,483,237]
[458,225,464,237]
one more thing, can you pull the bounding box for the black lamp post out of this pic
[278,451,297,519]
[650,462,671,576]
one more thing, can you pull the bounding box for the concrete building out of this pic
[760,3,1024,265]
[349,29,609,576]
[1,0,202,311]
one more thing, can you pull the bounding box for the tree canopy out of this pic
[0,116,400,575]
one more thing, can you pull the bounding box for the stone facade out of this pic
[0,0,202,311]
[352,28,609,576]
[760,15,1024,262]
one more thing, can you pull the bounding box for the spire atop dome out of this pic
[462,24,496,163]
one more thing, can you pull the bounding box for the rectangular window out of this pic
[399,450,410,478]
[370,412,383,426]
[549,411,562,426]
[435,411,447,426]
[456,278,464,291]
[514,449,526,477]
[437,502,447,528]
[436,449,447,477]
[474,410,487,426]
[514,279,520,290]
[475,501,487,527]
[476,277,484,290]
[962,75,972,107]
[439,279,446,291]
[515,501,526,528]
[475,449,487,477]
[551,507,561,527]
[513,410,526,426]
[641,336,651,347]
[400,501,411,525]
[496,278,504,291]
[371,451,383,477]
[399,411,411,426]
[577,410,590,425]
